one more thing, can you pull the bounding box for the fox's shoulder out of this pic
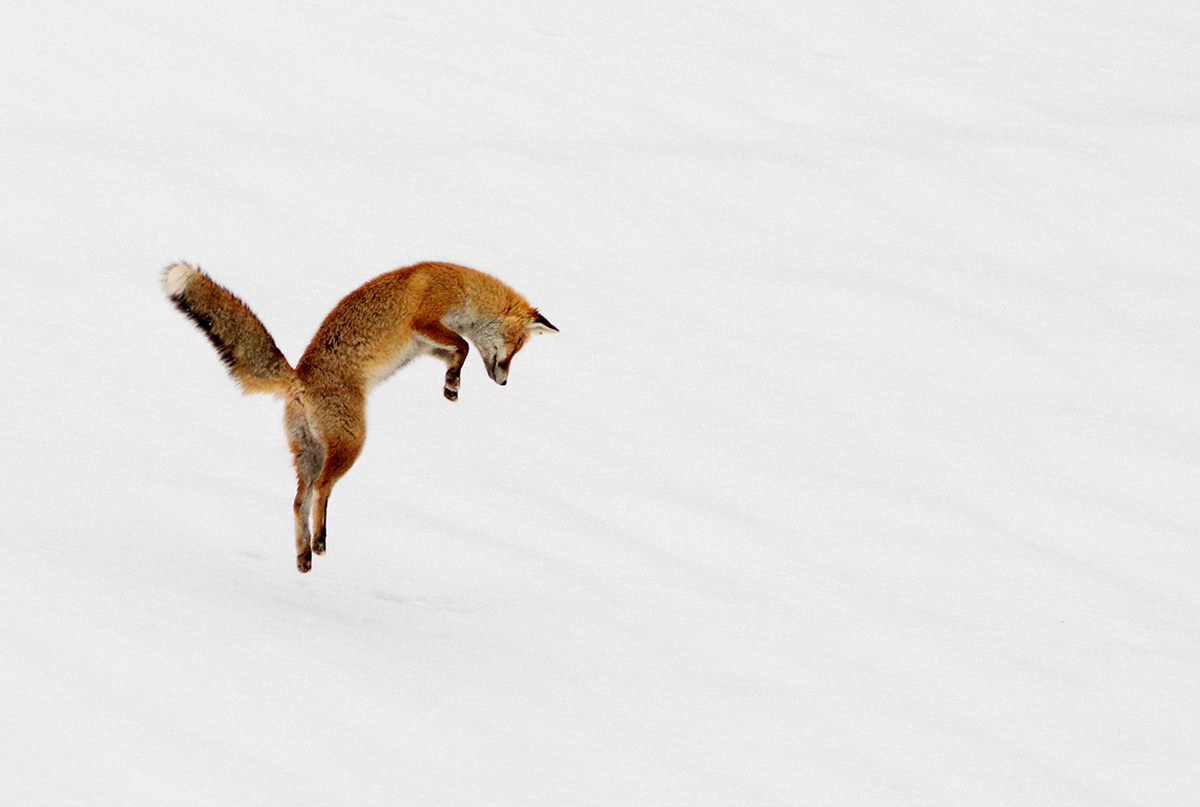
[400,261,506,288]
[384,262,529,315]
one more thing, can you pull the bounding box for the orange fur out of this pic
[164,261,556,572]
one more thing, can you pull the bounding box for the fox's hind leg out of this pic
[285,397,324,573]
[311,433,364,562]
[307,387,366,564]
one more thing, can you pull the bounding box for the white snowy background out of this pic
[2,1,1198,804]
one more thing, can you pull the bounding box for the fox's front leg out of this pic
[442,350,467,401]
[415,322,469,401]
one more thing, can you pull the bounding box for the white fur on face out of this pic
[488,355,509,385]
[478,339,507,384]
[442,307,509,384]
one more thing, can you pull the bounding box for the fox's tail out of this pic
[162,262,301,399]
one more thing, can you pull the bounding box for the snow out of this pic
[2,1,1198,804]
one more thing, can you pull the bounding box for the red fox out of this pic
[162,261,557,572]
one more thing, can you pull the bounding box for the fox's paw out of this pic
[297,551,312,573]
[444,387,458,401]
[443,372,460,401]
[312,531,326,555]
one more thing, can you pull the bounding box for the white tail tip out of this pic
[162,262,198,297]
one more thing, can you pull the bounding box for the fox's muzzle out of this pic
[485,356,510,386]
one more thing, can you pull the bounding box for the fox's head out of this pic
[482,308,558,386]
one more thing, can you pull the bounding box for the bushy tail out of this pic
[162,262,301,398]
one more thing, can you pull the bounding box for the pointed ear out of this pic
[528,310,558,334]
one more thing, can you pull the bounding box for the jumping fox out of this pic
[162,261,557,572]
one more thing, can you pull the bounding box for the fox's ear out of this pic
[528,310,558,334]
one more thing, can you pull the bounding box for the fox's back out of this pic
[295,262,526,389]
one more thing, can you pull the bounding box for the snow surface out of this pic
[2,1,1198,804]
